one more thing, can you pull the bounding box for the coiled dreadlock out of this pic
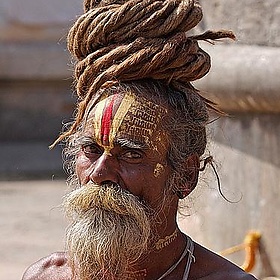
[51,0,235,147]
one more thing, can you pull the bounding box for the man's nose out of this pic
[89,153,119,185]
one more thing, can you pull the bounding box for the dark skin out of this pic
[22,246,257,279]
[22,93,258,280]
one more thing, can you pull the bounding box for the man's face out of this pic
[75,91,172,208]
[64,92,178,279]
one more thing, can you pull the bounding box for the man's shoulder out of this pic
[192,266,257,280]
[211,270,257,280]
[208,270,258,280]
[191,243,258,280]
[22,252,71,280]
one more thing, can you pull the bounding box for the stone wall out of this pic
[0,0,81,178]
[0,0,82,42]
[200,0,280,47]
[178,1,280,278]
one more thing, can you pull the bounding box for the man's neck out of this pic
[125,228,188,280]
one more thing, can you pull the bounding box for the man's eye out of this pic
[82,144,102,156]
[121,150,143,162]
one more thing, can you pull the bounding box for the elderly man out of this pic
[23,0,258,279]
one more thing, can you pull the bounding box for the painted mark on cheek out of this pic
[154,163,165,178]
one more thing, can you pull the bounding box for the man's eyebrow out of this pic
[75,135,96,146]
[115,138,148,150]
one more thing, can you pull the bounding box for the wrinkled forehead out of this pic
[85,92,168,149]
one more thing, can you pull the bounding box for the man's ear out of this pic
[175,153,200,199]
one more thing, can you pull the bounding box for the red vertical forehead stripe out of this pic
[100,95,117,146]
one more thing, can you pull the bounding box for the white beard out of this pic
[63,183,152,280]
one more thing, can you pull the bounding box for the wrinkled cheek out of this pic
[75,152,92,184]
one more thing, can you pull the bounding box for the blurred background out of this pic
[0,0,279,279]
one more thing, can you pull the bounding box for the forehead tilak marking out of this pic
[100,94,117,147]
[109,93,135,145]
[90,92,168,154]
[91,92,135,150]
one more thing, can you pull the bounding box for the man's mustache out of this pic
[63,181,147,219]
[63,181,152,280]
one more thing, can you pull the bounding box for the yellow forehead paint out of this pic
[91,92,167,154]
[92,93,135,153]
[121,97,168,152]
[109,93,135,145]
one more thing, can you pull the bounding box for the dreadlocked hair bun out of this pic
[50,0,235,147]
